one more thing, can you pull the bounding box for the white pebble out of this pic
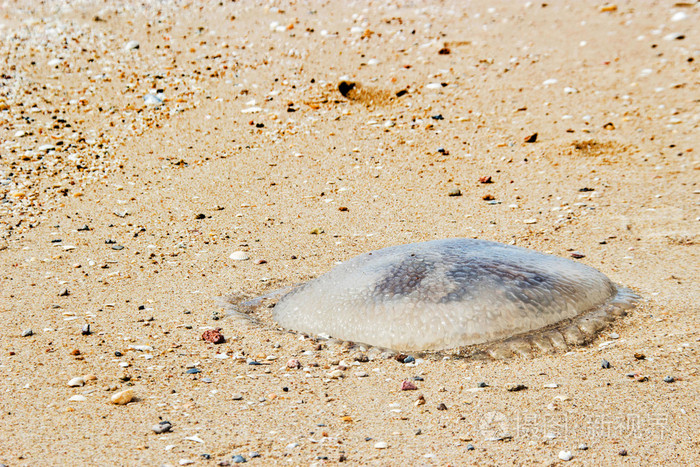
[110,388,134,405]
[230,251,250,261]
[542,78,558,86]
[69,395,87,402]
[559,450,573,461]
[374,441,388,449]
[671,11,687,22]
[426,83,442,90]
[179,460,195,466]
[129,345,154,352]
[124,40,140,50]
[68,377,85,387]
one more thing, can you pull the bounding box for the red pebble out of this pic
[401,380,418,391]
[202,328,225,344]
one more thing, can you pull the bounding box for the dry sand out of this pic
[0,0,698,465]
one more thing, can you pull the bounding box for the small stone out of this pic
[59,288,70,296]
[310,227,324,235]
[195,213,206,220]
[578,444,589,451]
[401,380,418,391]
[634,352,645,360]
[152,421,172,434]
[570,251,585,258]
[111,388,135,405]
[230,251,249,261]
[374,441,388,449]
[232,454,247,463]
[671,11,688,22]
[21,329,33,337]
[69,395,87,402]
[524,133,538,143]
[558,450,573,461]
[506,384,528,392]
[466,443,475,451]
[619,449,628,456]
[355,371,368,377]
[231,393,244,400]
[202,328,226,344]
[179,460,194,466]
[477,382,489,388]
[601,359,612,369]
[125,40,140,50]
[246,358,262,366]
[448,188,462,197]
[609,332,619,339]
[81,324,91,335]
[403,355,415,364]
[663,376,675,383]
[478,176,493,183]
[482,194,495,201]
[286,358,302,369]
[603,122,615,130]
[186,368,201,374]
[437,403,448,411]
[327,369,344,379]
[68,377,85,387]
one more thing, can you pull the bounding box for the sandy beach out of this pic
[0,0,698,465]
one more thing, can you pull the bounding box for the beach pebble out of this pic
[286,358,302,369]
[179,460,194,466]
[143,93,163,105]
[559,450,573,461]
[671,11,687,21]
[124,40,140,50]
[230,251,249,261]
[355,371,368,377]
[81,324,91,335]
[506,384,528,392]
[448,188,462,197]
[202,328,226,344]
[401,380,418,391]
[68,377,85,387]
[110,388,134,405]
[232,393,244,400]
[663,376,675,383]
[152,421,172,434]
[232,454,247,463]
[374,441,388,449]
[69,395,87,402]
[129,345,153,352]
[601,359,612,369]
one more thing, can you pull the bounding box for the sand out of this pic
[0,0,698,465]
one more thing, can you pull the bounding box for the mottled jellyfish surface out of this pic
[270,238,638,353]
